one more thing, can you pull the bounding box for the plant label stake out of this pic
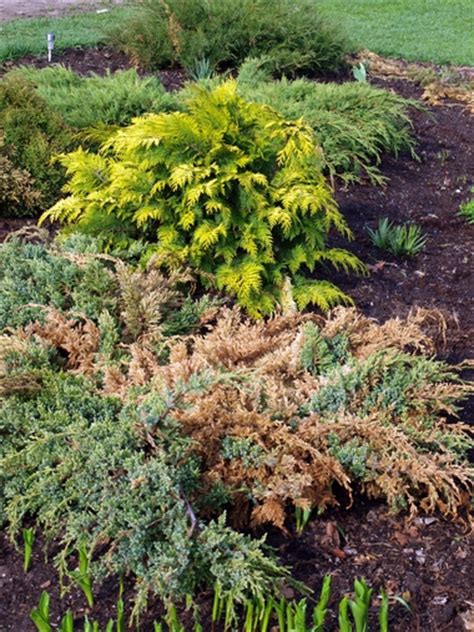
[47,32,55,62]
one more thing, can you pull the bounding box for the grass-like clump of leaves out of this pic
[458,187,474,224]
[367,217,427,257]
[110,0,351,75]
[41,80,365,317]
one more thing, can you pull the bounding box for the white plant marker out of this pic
[47,32,55,63]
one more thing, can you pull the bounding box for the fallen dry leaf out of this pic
[460,604,474,631]
[393,530,409,546]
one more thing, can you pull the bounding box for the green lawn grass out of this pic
[317,0,474,66]
[0,6,132,62]
[0,0,472,66]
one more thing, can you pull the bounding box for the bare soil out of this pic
[0,0,123,22]
[0,46,473,632]
[329,77,474,363]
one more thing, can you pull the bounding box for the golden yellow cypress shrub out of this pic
[42,81,365,317]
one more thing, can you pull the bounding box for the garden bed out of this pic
[0,42,473,632]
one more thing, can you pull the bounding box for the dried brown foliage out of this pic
[352,50,474,114]
[115,259,193,343]
[10,298,473,528]
[27,310,100,375]
[98,307,473,528]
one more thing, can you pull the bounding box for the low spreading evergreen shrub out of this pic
[109,0,351,74]
[236,58,418,184]
[42,81,364,316]
[0,236,472,617]
[0,234,216,335]
[9,66,177,129]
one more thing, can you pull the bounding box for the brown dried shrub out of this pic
[32,305,467,527]
[9,296,473,528]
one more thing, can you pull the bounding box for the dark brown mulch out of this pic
[0,45,188,90]
[1,503,472,632]
[0,45,134,77]
[273,502,474,632]
[0,47,473,632]
[325,78,474,363]
[0,218,37,242]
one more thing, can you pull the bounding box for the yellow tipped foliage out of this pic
[41,81,364,316]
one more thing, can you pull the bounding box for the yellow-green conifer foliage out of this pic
[43,81,364,316]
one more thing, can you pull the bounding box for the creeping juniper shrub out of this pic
[327,434,370,480]
[0,237,217,341]
[9,66,178,129]
[0,240,472,611]
[0,365,288,611]
[0,239,118,329]
[237,58,418,185]
[300,322,350,375]
[221,436,265,469]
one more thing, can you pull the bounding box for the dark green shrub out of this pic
[42,81,364,316]
[0,74,73,210]
[110,0,351,74]
[237,58,418,184]
[0,156,42,217]
[9,66,178,128]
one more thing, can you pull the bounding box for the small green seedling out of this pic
[164,603,185,632]
[313,575,332,631]
[349,578,373,632]
[295,505,312,534]
[338,596,352,632]
[59,611,74,632]
[83,617,100,632]
[68,544,94,608]
[379,590,389,632]
[116,580,125,632]
[22,527,35,572]
[458,189,474,224]
[30,591,52,632]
